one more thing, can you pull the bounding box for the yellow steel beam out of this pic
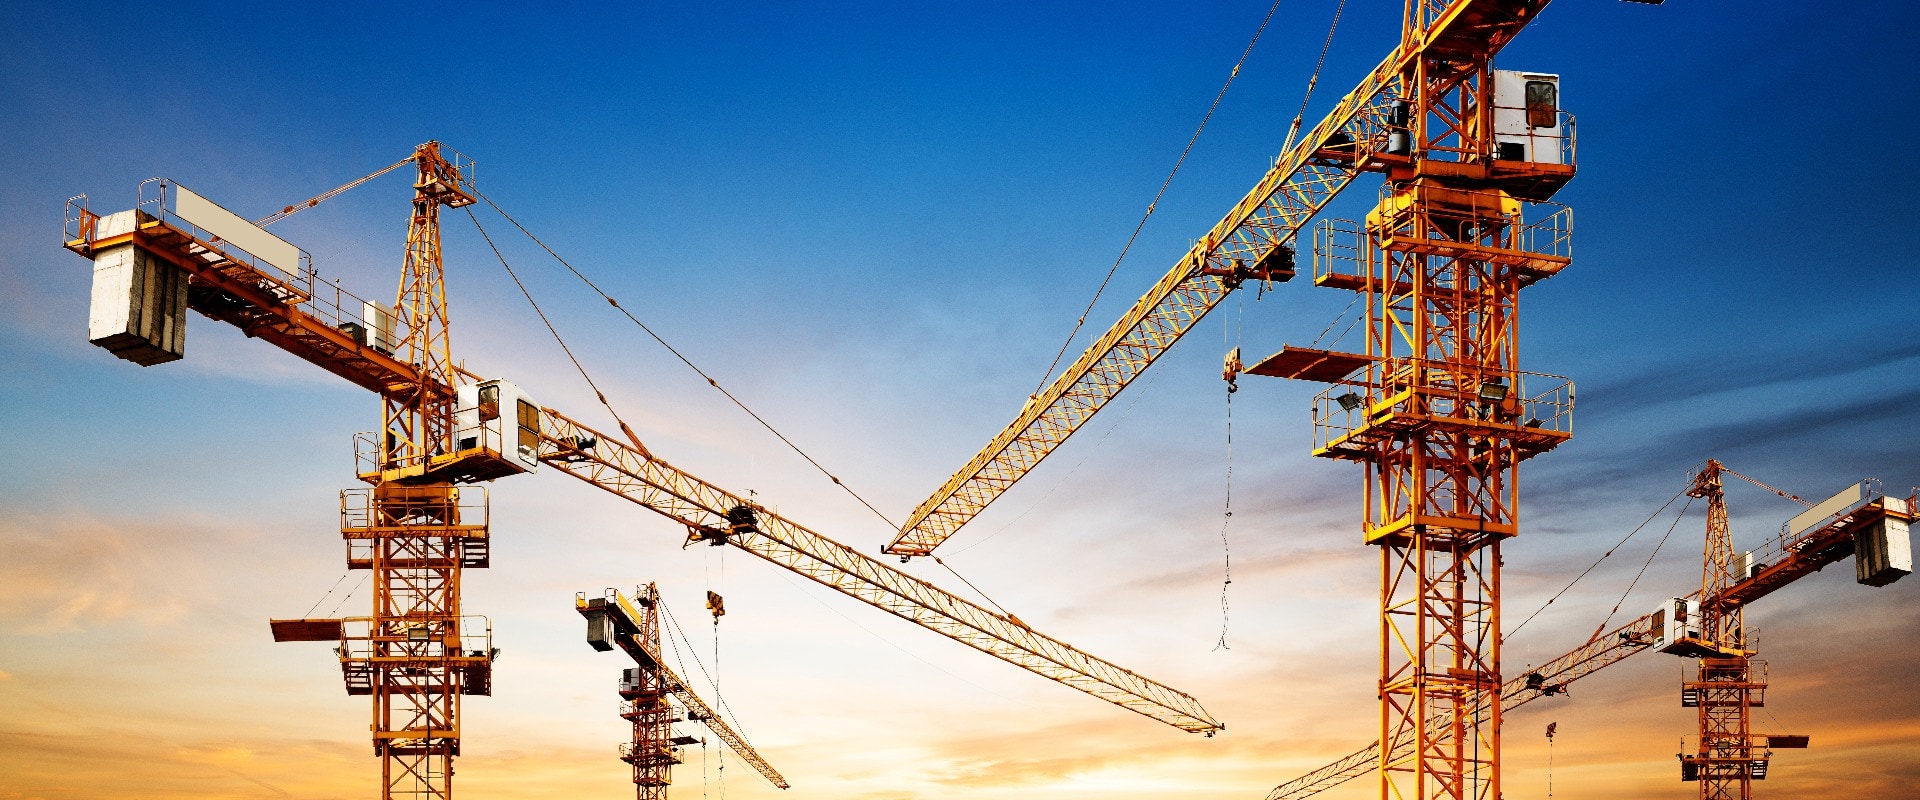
[886,45,1410,557]
[541,409,1223,734]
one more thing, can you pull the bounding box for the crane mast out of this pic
[1287,4,1574,799]
[360,143,494,800]
[1679,461,1774,798]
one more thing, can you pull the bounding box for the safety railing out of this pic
[340,484,491,531]
[1736,480,1891,570]
[1515,202,1573,263]
[1313,218,1366,287]
[1311,359,1574,453]
[63,194,98,245]
[301,277,397,354]
[134,178,315,295]
[337,615,494,661]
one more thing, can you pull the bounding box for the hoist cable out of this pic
[301,571,353,618]
[464,207,653,457]
[1722,466,1813,508]
[1025,0,1287,402]
[1308,292,1361,349]
[1590,496,1695,642]
[326,574,369,618]
[1281,0,1349,154]
[470,191,900,531]
[1506,485,1689,642]
[660,599,761,755]
[931,555,1017,620]
[256,156,416,227]
[1215,296,1243,651]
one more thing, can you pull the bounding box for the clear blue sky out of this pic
[2,2,1916,798]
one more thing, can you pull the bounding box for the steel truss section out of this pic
[539,409,1223,734]
[1327,3,1573,797]
[887,45,1419,557]
[349,482,493,800]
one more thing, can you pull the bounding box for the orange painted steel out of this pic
[1316,4,1570,798]
[1268,485,1915,800]
[361,144,492,800]
[885,40,1417,557]
[61,148,1219,741]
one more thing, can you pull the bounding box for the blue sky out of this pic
[3,2,1917,798]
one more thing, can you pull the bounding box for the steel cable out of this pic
[469,191,901,532]
[1026,0,1288,402]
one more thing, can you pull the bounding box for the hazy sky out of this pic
[2,1,1916,799]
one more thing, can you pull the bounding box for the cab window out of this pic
[478,384,500,422]
[1524,80,1557,129]
[517,399,540,451]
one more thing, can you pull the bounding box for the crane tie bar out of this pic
[470,189,902,531]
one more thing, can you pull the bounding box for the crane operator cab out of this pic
[1650,597,1728,658]
[449,378,542,480]
[1493,70,1565,165]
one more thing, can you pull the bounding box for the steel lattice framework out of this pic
[1307,3,1572,798]
[540,408,1221,733]
[1269,483,1915,800]
[579,586,789,796]
[886,46,1414,557]
[365,144,487,800]
[1682,462,1762,799]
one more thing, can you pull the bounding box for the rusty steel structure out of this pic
[578,585,788,797]
[1679,461,1775,798]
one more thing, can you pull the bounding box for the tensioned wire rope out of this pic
[462,203,1030,620]
[469,189,903,533]
[1025,0,1289,401]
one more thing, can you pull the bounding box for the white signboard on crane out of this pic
[170,182,303,277]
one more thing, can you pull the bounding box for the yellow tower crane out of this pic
[62,142,1221,797]
[891,2,1593,798]
[578,585,788,798]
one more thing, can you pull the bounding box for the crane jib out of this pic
[888,45,1410,557]
[538,408,1224,734]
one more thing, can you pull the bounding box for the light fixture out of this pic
[1478,378,1509,401]
[1334,392,1363,411]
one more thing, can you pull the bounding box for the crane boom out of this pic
[61,185,1222,735]
[1266,491,1915,800]
[887,46,1410,556]
[541,408,1223,733]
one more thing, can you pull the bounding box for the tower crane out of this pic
[61,144,1220,797]
[895,2,1587,798]
[578,584,788,797]
[1264,475,1914,800]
